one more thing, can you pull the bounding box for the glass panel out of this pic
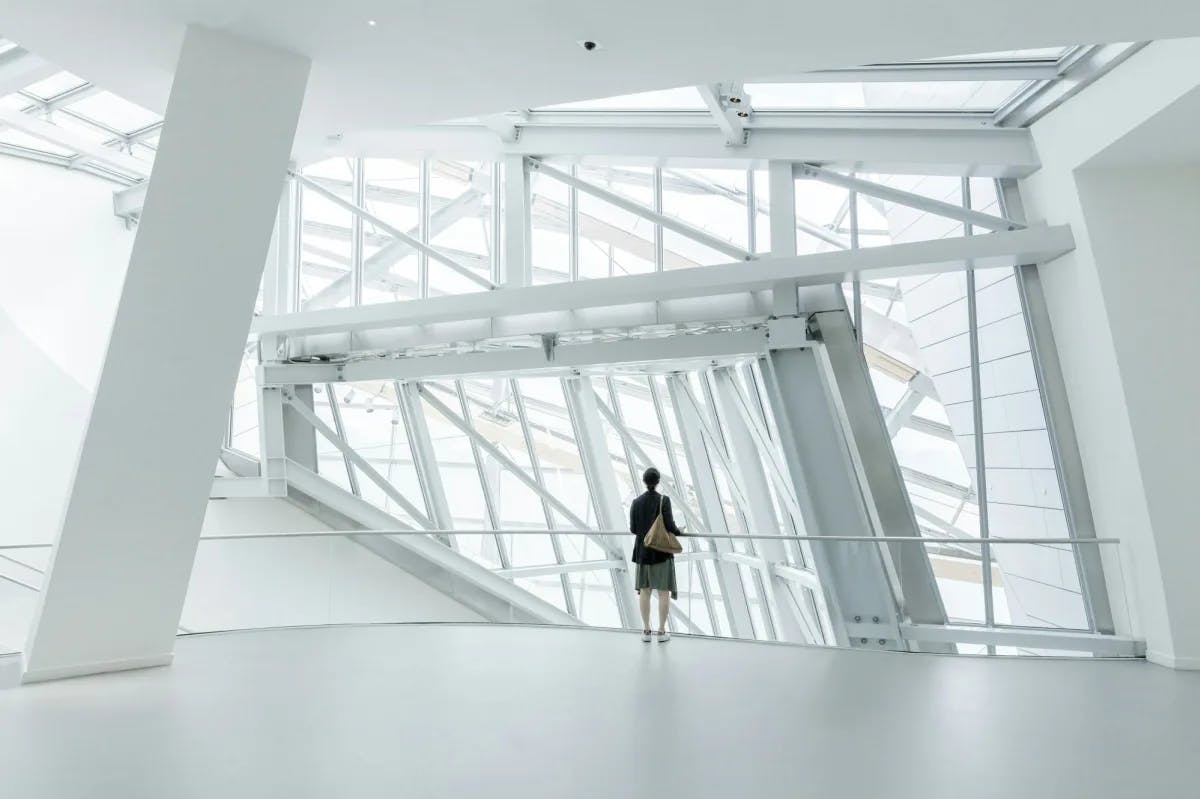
[745,81,1028,111]
[428,160,496,295]
[574,165,657,277]
[65,91,159,133]
[299,158,354,310]
[361,157,421,304]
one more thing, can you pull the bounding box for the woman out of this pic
[630,467,683,642]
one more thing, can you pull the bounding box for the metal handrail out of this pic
[0,530,1121,549]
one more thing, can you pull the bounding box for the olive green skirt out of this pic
[635,560,678,599]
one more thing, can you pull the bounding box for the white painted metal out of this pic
[0,105,151,177]
[253,226,1074,339]
[21,27,311,684]
[501,154,531,287]
[336,124,1040,177]
[797,163,1021,231]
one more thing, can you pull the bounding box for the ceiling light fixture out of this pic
[736,110,750,118]
[367,19,377,27]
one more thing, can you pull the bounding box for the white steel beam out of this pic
[697,83,747,146]
[797,163,1021,231]
[261,329,768,385]
[502,154,531,286]
[0,105,151,178]
[253,226,1074,339]
[331,124,1039,177]
[21,28,309,684]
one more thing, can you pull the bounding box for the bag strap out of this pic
[658,494,664,515]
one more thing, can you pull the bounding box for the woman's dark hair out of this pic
[643,467,661,487]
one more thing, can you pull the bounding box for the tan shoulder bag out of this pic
[643,495,683,555]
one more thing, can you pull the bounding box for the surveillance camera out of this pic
[581,40,598,51]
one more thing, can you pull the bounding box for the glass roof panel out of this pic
[538,86,704,111]
[65,91,159,134]
[746,80,1029,111]
[22,70,87,100]
[920,47,1071,62]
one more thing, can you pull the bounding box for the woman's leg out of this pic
[639,588,652,631]
[656,589,670,633]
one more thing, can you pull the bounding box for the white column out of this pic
[22,26,309,683]
[501,154,531,287]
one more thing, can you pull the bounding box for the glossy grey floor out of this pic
[1,624,1197,798]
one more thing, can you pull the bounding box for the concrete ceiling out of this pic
[3,1,1200,155]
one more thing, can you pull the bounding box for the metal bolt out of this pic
[872,616,880,623]
[859,638,868,645]
[878,639,887,646]
[853,615,862,623]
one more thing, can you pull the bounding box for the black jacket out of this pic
[629,490,682,565]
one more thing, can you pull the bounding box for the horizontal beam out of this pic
[254,225,1073,337]
[285,291,772,359]
[322,123,1039,177]
[898,623,1143,658]
[261,329,769,384]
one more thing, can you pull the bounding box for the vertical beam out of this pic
[963,177,995,636]
[667,374,756,638]
[351,157,365,306]
[256,386,289,497]
[712,369,818,643]
[760,349,891,649]
[397,381,455,548]
[23,27,309,683]
[998,179,1114,634]
[768,161,797,258]
[502,154,531,287]
[561,376,638,628]
[418,159,431,297]
[808,308,950,638]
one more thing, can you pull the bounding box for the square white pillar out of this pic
[22,26,310,682]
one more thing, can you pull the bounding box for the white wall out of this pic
[1021,39,1200,668]
[186,499,485,631]
[0,158,135,550]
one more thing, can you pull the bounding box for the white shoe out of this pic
[641,629,652,642]
[657,631,671,643]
